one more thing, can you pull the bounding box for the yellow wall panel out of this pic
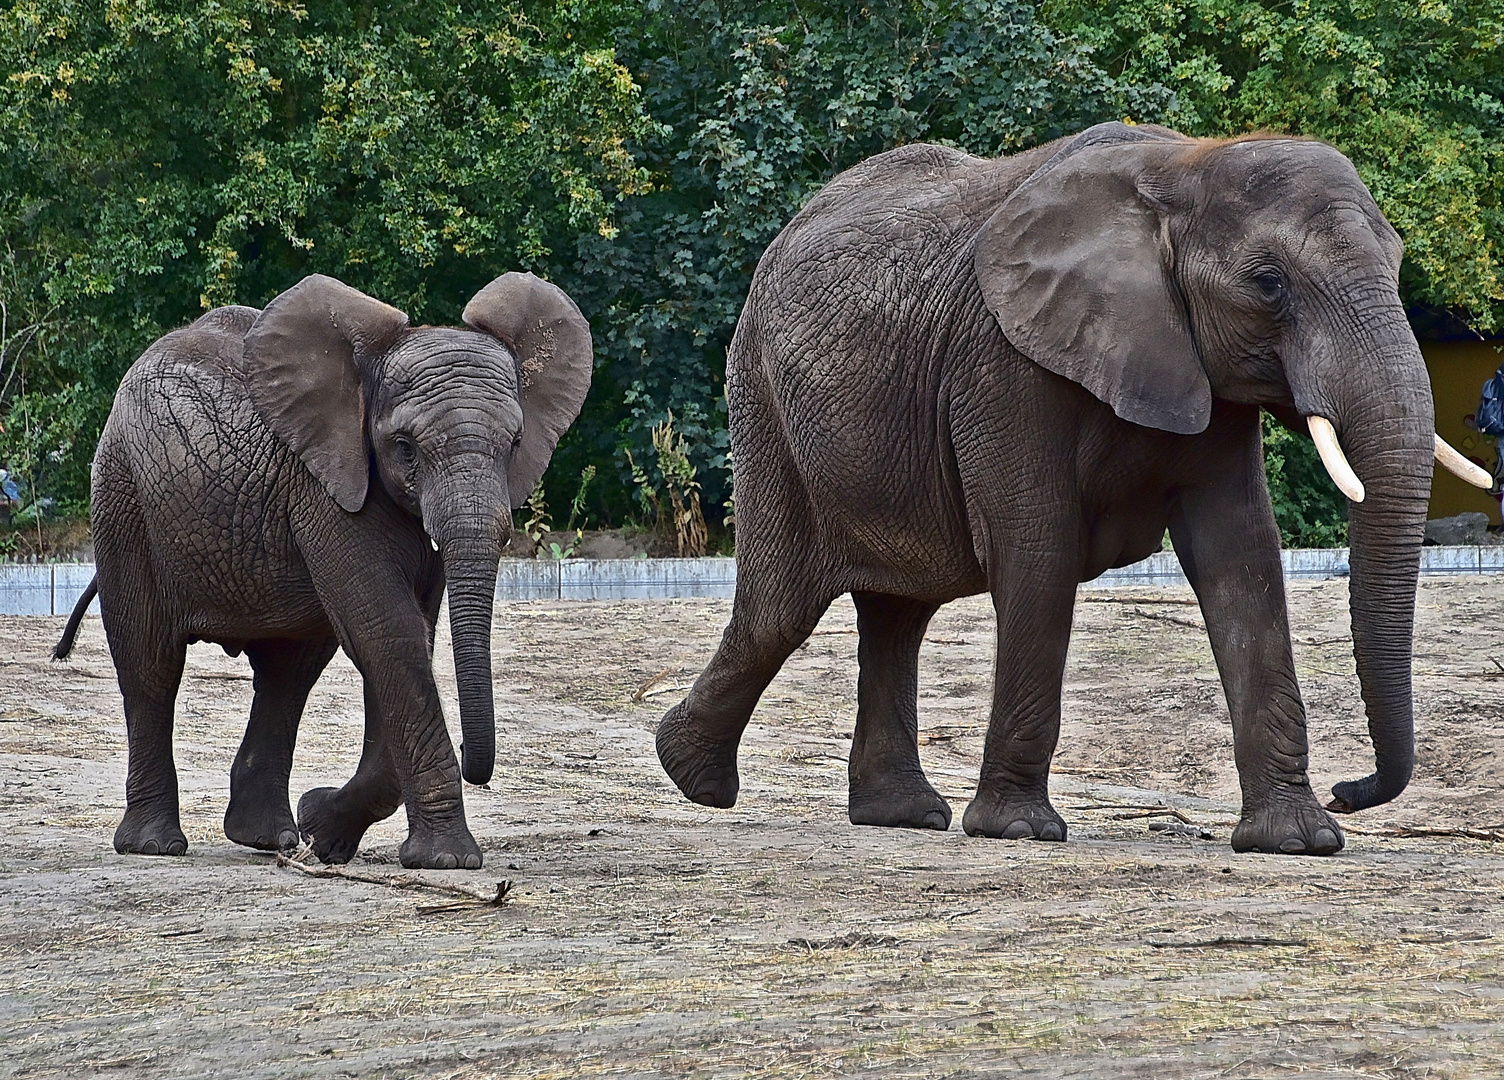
[1422,340,1503,525]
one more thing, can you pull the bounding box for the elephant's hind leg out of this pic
[297,680,404,865]
[848,592,950,830]
[225,637,337,851]
[110,635,189,856]
[657,559,836,809]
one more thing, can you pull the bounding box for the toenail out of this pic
[1038,822,1063,841]
[1002,820,1034,840]
[142,839,160,855]
[464,853,481,869]
[1314,829,1339,850]
[1279,837,1307,853]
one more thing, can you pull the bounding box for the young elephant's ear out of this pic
[974,122,1210,435]
[242,275,409,512]
[462,272,593,508]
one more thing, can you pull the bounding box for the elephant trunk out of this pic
[1303,316,1434,813]
[423,458,510,787]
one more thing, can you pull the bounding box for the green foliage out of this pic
[3,0,1498,544]
[1046,0,1504,326]
[549,0,1162,525]
[0,0,655,506]
[1262,411,1349,548]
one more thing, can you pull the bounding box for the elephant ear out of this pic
[462,272,593,508]
[974,122,1210,435]
[242,275,410,512]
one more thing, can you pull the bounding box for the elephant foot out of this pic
[114,807,188,856]
[1232,796,1344,855]
[849,773,952,830]
[962,790,1067,842]
[399,823,483,870]
[656,698,740,809]
[224,794,299,852]
[297,786,377,865]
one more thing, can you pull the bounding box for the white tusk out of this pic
[1307,416,1366,503]
[1434,434,1494,489]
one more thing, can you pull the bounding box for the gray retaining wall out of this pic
[4,546,1502,615]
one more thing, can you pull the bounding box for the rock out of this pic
[1423,513,1491,546]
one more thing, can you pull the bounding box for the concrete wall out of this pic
[0,563,100,616]
[5,548,1502,614]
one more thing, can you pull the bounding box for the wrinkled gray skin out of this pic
[657,122,1434,855]
[71,272,591,869]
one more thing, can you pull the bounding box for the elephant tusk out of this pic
[1434,434,1494,489]
[1307,416,1366,503]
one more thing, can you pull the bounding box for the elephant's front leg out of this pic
[962,555,1078,842]
[296,680,404,864]
[306,581,481,869]
[362,647,480,870]
[1169,443,1344,855]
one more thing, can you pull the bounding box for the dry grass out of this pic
[1,578,1502,1077]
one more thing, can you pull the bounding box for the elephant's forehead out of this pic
[384,327,518,388]
[1205,139,1369,208]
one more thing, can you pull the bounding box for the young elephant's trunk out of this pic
[424,457,509,786]
[443,537,502,786]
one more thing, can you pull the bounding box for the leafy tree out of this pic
[549,0,1167,526]
[7,0,1496,546]
[1262,412,1348,547]
[1046,0,1504,326]
[0,0,656,514]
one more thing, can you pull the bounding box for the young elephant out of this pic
[55,273,591,869]
[656,122,1491,855]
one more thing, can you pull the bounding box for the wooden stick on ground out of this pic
[632,667,676,703]
[1067,803,1193,824]
[1148,936,1308,949]
[1125,607,1206,631]
[1341,824,1504,842]
[275,854,512,905]
[1079,596,1201,606]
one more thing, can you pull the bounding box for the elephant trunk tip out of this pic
[460,742,494,787]
[1327,761,1413,814]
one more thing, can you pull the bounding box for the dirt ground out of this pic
[2,577,1503,1079]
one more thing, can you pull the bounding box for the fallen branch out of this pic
[1341,824,1504,842]
[275,854,512,905]
[640,683,694,701]
[1079,596,1200,607]
[1069,803,1192,824]
[631,667,676,703]
[1126,607,1206,631]
[787,932,900,951]
[1148,936,1308,949]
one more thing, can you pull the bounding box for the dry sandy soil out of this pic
[1,577,1502,1078]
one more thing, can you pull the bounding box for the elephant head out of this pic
[241,272,592,785]
[975,122,1490,813]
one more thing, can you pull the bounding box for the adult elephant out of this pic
[54,273,590,869]
[656,122,1491,855]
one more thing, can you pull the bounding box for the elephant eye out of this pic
[1252,270,1285,302]
[511,431,523,450]
[393,434,419,467]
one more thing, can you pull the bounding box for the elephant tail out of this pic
[52,576,97,661]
